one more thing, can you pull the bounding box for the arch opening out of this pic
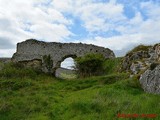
[61,57,75,70]
[55,55,77,79]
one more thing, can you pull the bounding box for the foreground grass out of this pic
[1,76,160,120]
[0,61,160,120]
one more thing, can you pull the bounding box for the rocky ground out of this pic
[121,43,160,94]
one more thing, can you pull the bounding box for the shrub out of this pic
[0,62,39,79]
[103,57,122,74]
[150,62,159,70]
[75,53,105,77]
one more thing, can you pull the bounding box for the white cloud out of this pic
[30,22,72,42]
[75,1,125,32]
[79,1,160,56]
[0,49,16,57]
[0,0,73,57]
[141,1,160,20]
[0,0,160,58]
[52,0,125,32]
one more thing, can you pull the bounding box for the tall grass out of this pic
[0,62,42,79]
[0,59,160,120]
[103,57,122,74]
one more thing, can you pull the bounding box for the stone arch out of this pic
[53,54,77,73]
[60,57,76,70]
[54,54,77,78]
[12,39,115,77]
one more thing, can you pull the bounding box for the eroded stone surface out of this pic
[122,43,160,75]
[12,39,115,74]
[139,65,160,94]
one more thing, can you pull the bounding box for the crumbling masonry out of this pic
[12,39,115,75]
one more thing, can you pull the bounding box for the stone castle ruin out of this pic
[12,39,115,75]
[1,39,160,94]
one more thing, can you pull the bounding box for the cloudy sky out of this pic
[0,0,160,58]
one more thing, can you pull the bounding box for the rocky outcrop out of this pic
[121,43,160,94]
[139,65,160,94]
[12,39,115,75]
[154,43,160,61]
[122,44,160,75]
[122,50,150,73]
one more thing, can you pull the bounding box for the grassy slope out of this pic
[0,59,160,120]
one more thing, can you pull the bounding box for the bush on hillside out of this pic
[150,62,159,70]
[103,58,122,74]
[75,53,105,77]
[0,62,41,79]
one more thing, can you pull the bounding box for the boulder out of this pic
[139,65,160,94]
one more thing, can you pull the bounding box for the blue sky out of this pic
[0,0,160,58]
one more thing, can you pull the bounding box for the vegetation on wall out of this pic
[0,62,42,79]
[43,55,53,73]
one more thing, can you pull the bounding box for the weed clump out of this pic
[43,55,53,74]
[0,62,41,79]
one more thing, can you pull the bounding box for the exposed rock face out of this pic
[122,44,160,75]
[121,43,160,94]
[154,43,160,61]
[130,61,147,75]
[139,65,160,94]
[122,51,150,73]
[12,39,115,75]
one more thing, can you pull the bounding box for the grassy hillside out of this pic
[0,59,160,120]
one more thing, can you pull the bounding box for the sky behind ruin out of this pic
[0,0,160,58]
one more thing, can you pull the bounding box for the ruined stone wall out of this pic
[12,39,115,73]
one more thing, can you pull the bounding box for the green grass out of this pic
[0,60,160,120]
[59,72,77,80]
[104,57,122,74]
